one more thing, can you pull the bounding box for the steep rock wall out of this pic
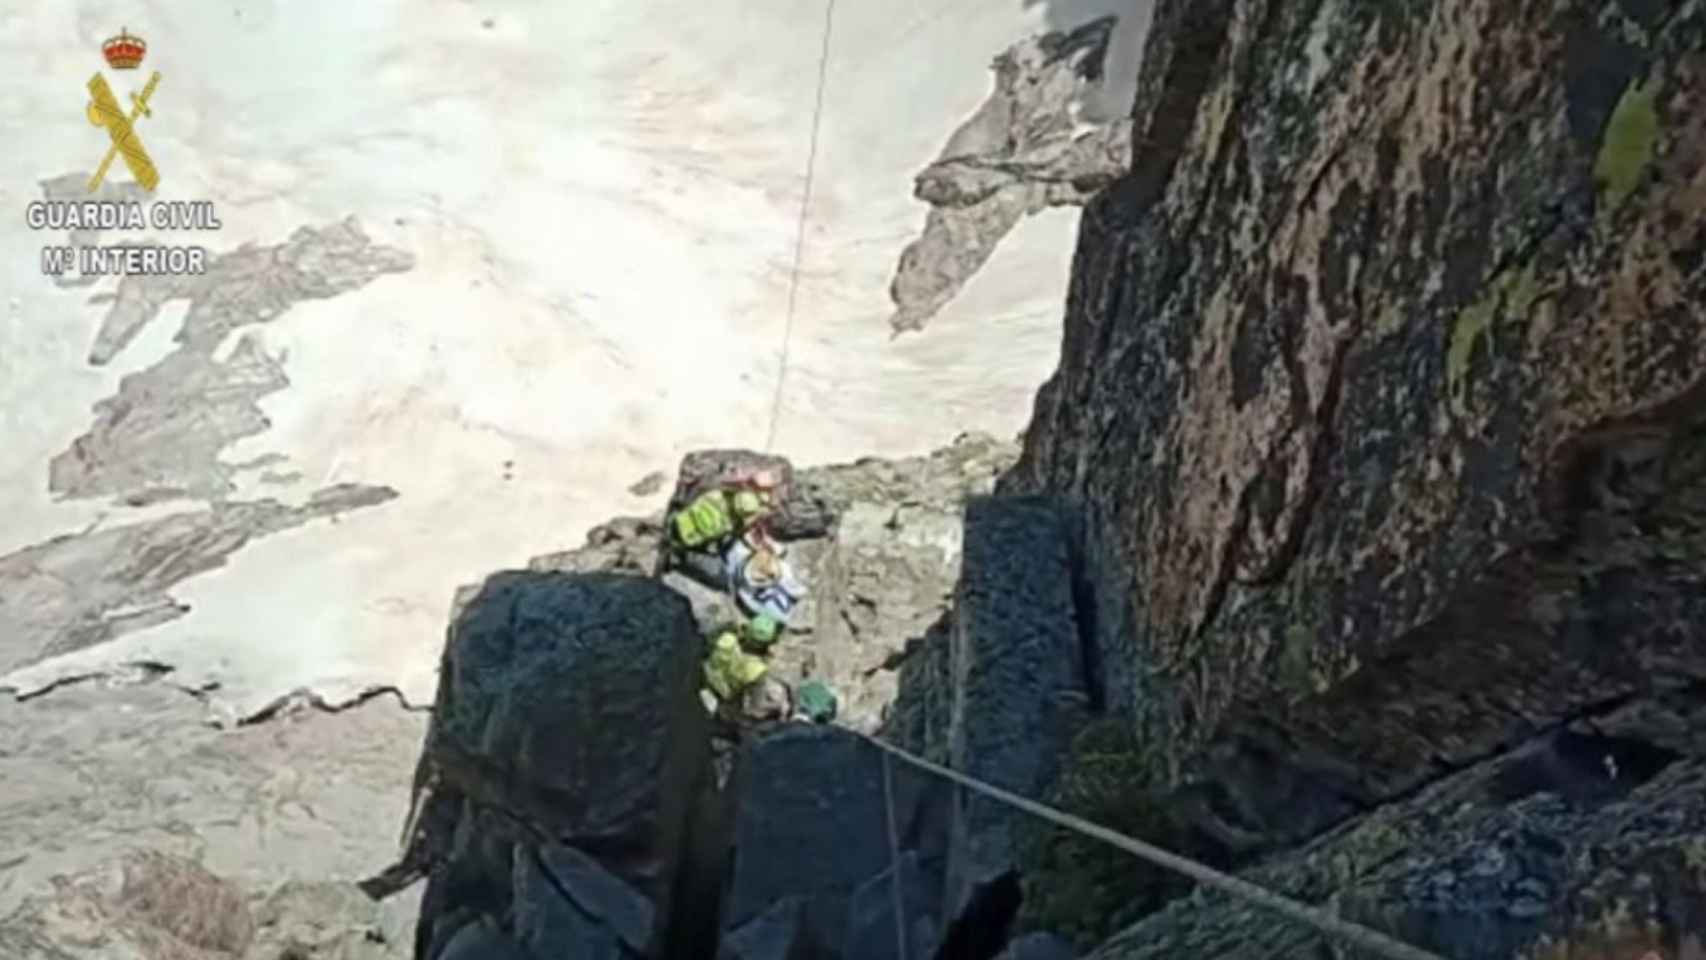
[1003,0,1706,782]
[998,0,1706,952]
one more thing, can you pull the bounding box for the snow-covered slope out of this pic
[0,0,1148,719]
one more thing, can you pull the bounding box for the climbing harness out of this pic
[859,731,1451,960]
[763,0,836,454]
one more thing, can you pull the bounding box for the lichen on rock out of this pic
[1595,74,1661,211]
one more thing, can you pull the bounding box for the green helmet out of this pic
[796,679,837,723]
[746,614,780,646]
[731,490,764,518]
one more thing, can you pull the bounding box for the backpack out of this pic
[672,491,735,548]
[796,680,837,724]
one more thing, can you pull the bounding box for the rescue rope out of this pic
[763,0,837,454]
[854,732,1452,960]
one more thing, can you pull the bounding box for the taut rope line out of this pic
[856,731,1451,960]
[763,0,837,454]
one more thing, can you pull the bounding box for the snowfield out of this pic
[0,0,1146,719]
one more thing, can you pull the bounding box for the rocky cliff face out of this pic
[998,0,1706,953]
[380,436,1104,959]
[226,1,1706,956]
[399,572,711,960]
[1005,0,1706,771]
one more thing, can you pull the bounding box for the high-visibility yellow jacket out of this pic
[704,631,768,700]
[672,488,772,549]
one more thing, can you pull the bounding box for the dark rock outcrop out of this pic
[507,842,655,959]
[940,496,1092,920]
[992,0,1706,953]
[889,16,1134,332]
[721,724,953,959]
[400,572,711,959]
[1005,0,1706,776]
[999,931,1079,960]
[1084,703,1706,959]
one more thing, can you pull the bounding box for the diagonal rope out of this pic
[856,732,1451,960]
[763,0,837,454]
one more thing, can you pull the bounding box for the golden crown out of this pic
[102,28,146,70]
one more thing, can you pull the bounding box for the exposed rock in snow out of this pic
[889,17,1135,333]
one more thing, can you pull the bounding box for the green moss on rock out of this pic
[1595,75,1660,211]
[1448,291,1498,415]
[1013,719,1189,951]
[1447,263,1542,416]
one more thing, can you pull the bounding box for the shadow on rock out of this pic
[387,571,714,960]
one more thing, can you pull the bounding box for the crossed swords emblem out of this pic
[85,70,162,193]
